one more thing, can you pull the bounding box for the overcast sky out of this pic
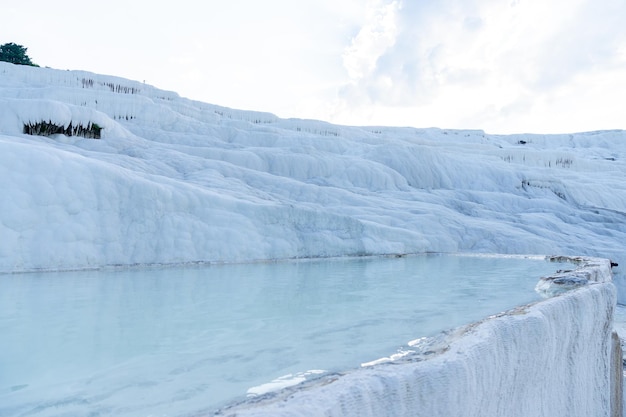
[5,0,626,134]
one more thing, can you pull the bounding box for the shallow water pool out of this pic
[0,254,567,417]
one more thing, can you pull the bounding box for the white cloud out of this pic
[328,0,626,132]
[342,0,401,80]
[5,0,626,133]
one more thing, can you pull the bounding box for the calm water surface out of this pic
[0,255,567,417]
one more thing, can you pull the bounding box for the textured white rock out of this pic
[221,260,616,417]
[1,62,625,288]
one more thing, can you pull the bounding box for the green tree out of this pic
[0,42,38,66]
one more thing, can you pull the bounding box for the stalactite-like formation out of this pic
[80,77,140,94]
[23,121,102,139]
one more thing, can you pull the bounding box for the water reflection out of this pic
[0,255,566,417]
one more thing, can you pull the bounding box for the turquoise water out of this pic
[0,255,566,417]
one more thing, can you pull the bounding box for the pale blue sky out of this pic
[5,0,626,133]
